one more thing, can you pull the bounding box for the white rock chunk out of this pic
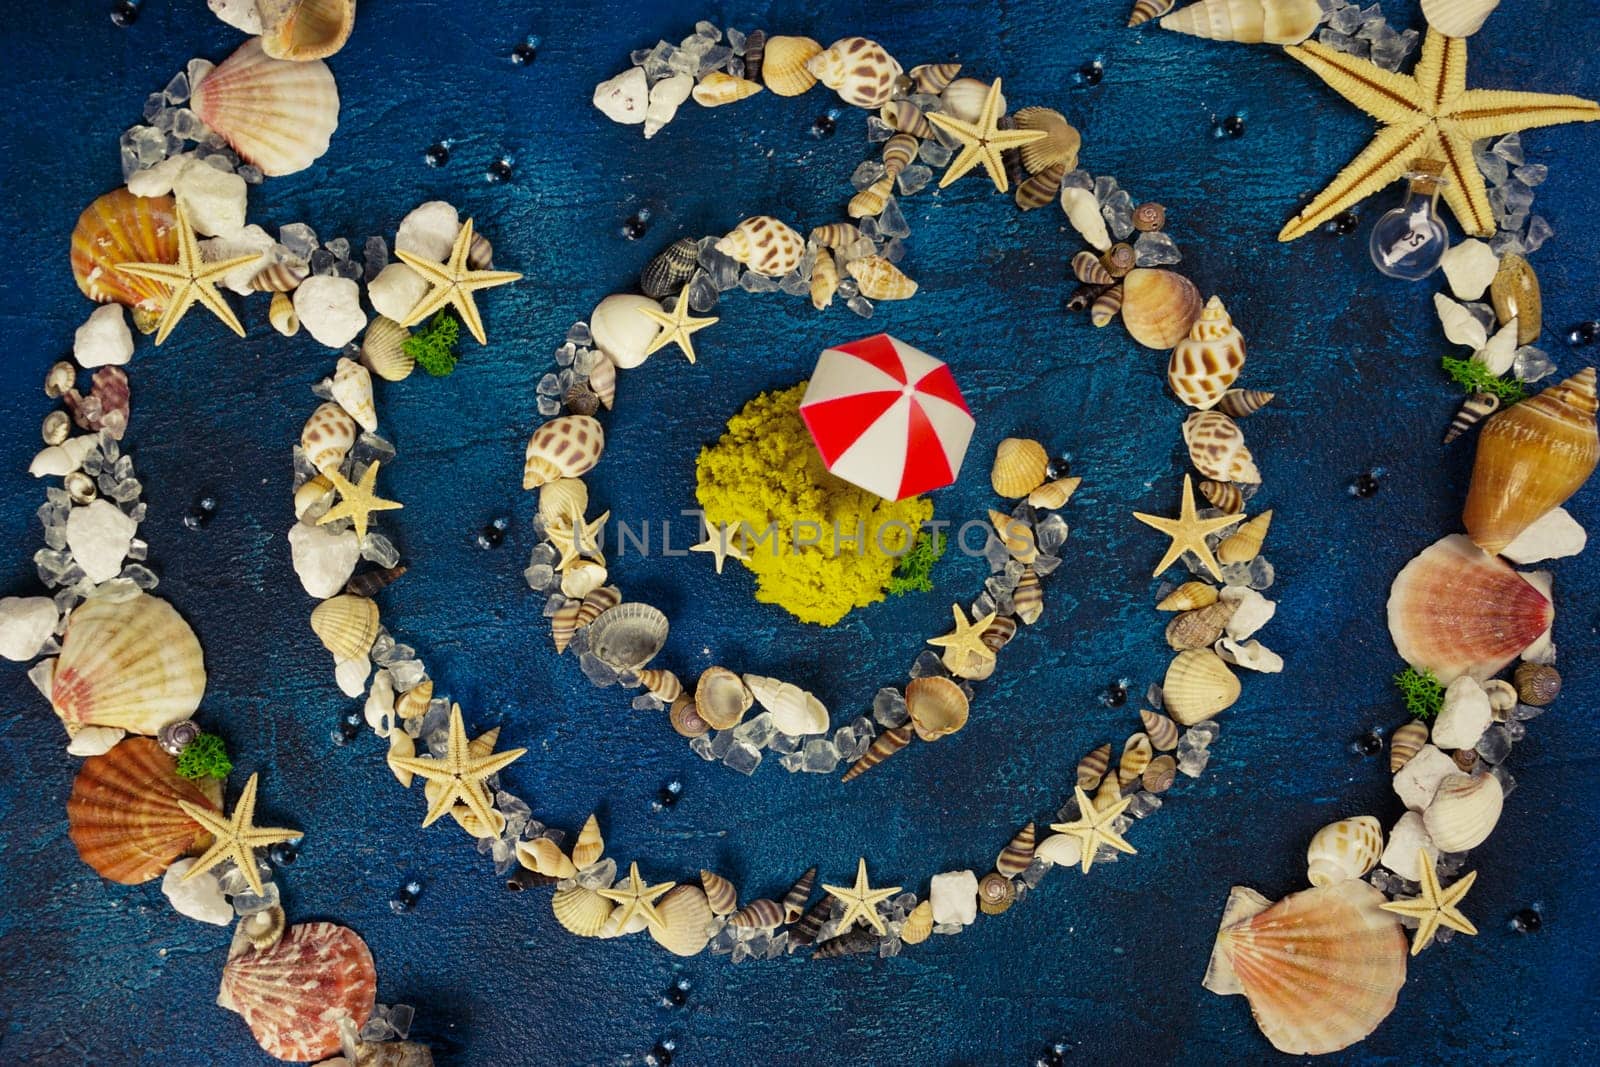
[593,66,649,125]
[1502,507,1587,564]
[644,73,694,139]
[1220,586,1275,641]
[30,436,99,478]
[1216,637,1283,673]
[294,275,367,348]
[1392,743,1458,811]
[66,499,138,583]
[127,153,192,198]
[365,669,396,737]
[1440,239,1500,301]
[0,596,59,661]
[929,869,979,926]
[202,223,275,294]
[1432,676,1492,750]
[162,857,234,925]
[175,161,248,238]
[395,201,461,263]
[1379,811,1438,881]
[368,262,431,323]
[336,655,371,697]
[66,725,125,756]
[288,521,360,599]
[74,304,134,368]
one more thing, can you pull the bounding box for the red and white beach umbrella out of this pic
[799,334,975,501]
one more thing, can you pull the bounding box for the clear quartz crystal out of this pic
[846,295,874,318]
[1134,230,1182,267]
[723,740,763,776]
[1513,345,1555,383]
[851,161,887,190]
[800,738,840,773]
[361,532,400,567]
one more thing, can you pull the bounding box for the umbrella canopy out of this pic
[799,334,975,501]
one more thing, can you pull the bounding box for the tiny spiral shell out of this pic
[908,62,961,94]
[1089,283,1125,328]
[978,872,1017,915]
[879,100,931,138]
[1140,708,1180,751]
[1198,479,1244,513]
[700,869,738,915]
[842,723,912,781]
[881,133,918,178]
[1132,201,1168,231]
[1128,0,1177,26]
[1216,388,1275,419]
[782,867,817,922]
[1142,754,1178,794]
[269,291,300,336]
[1072,250,1114,286]
[810,248,839,311]
[1077,742,1112,791]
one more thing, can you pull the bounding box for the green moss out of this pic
[174,732,233,781]
[887,530,947,597]
[404,311,461,376]
[1393,666,1446,720]
[1441,356,1527,405]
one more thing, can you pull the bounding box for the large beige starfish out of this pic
[547,504,610,572]
[598,861,676,935]
[1280,29,1600,240]
[1049,786,1136,874]
[689,521,747,574]
[387,703,526,831]
[822,857,901,935]
[115,204,260,345]
[317,461,402,543]
[926,78,1046,194]
[178,773,299,897]
[1380,849,1478,955]
[1132,474,1247,582]
[637,286,717,365]
[395,218,522,344]
[925,603,998,677]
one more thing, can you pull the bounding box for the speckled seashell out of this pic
[1305,816,1383,887]
[637,668,682,704]
[810,248,839,311]
[846,256,917,300]
[715,216,806,278]
[698,869,739,916]
[523,415,605,489]
[995,821,1036,877]
[640,237,700,299]
[881,133,919,179]
[1513,661,1560,706]
[1159,0,1322,45]
[1166,601,1236,651]
[571,813,604,868]
[731,898,786,930]
[880,100,931,138]
[1072,250,1115,286]
[517,837,577,879]
[988,509,1038,564]
[848,175,895,219]
[1198,479,1244,513]
[1218,510,1272,565]
[991,438,1049,498]
[331,356,376,432]
[1013,568,1043,626]
[268,291,299,337]
[552,884,613,937]
[906,675,969,741]
[1118,732,1154,788]
[1122,268,1204,350]
[300,401,355,474]
[692,71,763,108]
[250,259,310,292]
[1490,252,1540,346]
[1163,649,1241,725]
[978,872,1016,915]
[841,723,912,781]
[1027,476,1080,511]
[669,693,711,738]
[1183,411,1261,484]
[781,867,816,922]
[809,223,861,249]
[1422,772,1503,852]
[1216,388,1274,419]
[760,35,821,96]
[807,37,902,108]
[1138,709,1180,752]
[1128,0,1177,26]
[1062,186,1112,251]
[1168,296,1246,410]
[1133,201,1168,231]
[695,666,753,730]
[1089,283,1125,328]
[309,594,379,661]
[1142,754,1178,793]
[1013,107,1081,175]
[1077,742,1112,791]
[899,899,934,944]
[360,317,413,382]
[1158,580,1218,612]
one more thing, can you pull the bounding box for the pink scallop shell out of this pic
[219,921,376,1062]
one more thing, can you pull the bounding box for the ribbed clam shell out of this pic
[1014,107,1081,174]
[782,867,817,922]
[906,675,969,741]
[301,401,355,474]
[1422,772,1503,852]
[1157,580,1218,612]
[640,236,700,299]
[1386,534,1553,683]
[517,837,577,879]
[651,885,717,957]
[310,594,379,661]
[731,898,785,930]
[1306,816,1383,887]
[991,438,1049,498]
[360,316,413,382]
[1072,250,1114,286]
[715,216,805,277]
[1142,754,1178,793]
[70,189,178,334]
[811,247,839,311]
[1389,719,1428,773]
[572,813,604,867]
[1168,296,1246,410]
[249,259,310,292]
[695,666,752,730]
[806,37,901,108]
[1140,708,1180,751]
[908,62,961,95]
[1218,510,1272,564]
[1165,601,1236,651]
[1128,0,1177,26]
[1160,0,1322,45]
[1163,649,1241,725]
[218,922,376,1062]
[978,872,1016,915]
[331,356,376,432]
[759,36,821,96]
[1183,411,1260,484]
[1211,881,1406,1055]
[52,592,206,736]
[1490,252,1540,345]
[67,737,215,884]
[538,477,590,528]
[1216,388,1273,419]
[846,256,917,300]
[1198,479,1244,513]
[1077,742,1112,791]
[191,38,339,177]
[523,415,605,489]
[1118,732,1154,788]
[552,884,613,937]
[1444,391,1501,444]
[1123,268,1204,350]
[1463,368,1598,555]
[842,723,912,781]
[700,869,738,916]
[586,602,668,672]
[1089,283,1125,328]
[258,0,355,60]
[996,821,1036,877]
[1421,0,1503,39]
[691,71,763,108]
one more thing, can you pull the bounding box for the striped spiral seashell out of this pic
[995,821,1037,877]
[847,174,894,219]
[1072,250,1114,286]
[1128,0,1177,26]
[571,813,604,868]
[1140,708,1180,751]
[344,564,407,599]
[1157,580,1218,612]
[1444,391,1500,444]
[730,898,786,930]
[978,872,1016,915]
[1066,283,1106,314]
[789,896,833,947]
[880,100,930,138]
[1027,476,1080,511]
[637,668,682,703]
[1215,388,1274,419]
[1198,479,1244,513]
[809,223,861,249]
[810,248,839,311]
[841,723,912,781]
[781,867,817,922]
[1142,754,1177,794]
[668,694,711,738]
[908,62,961,95]
[467,232,493,270]
[1389,719,1428,773]
[1013,568,1043,626]
[640,236,699,299]
[881,133,918,178]
[1077,742,1112,791]
[814,930,878,959]
[269,291,299,336]
[700,869,738,916]
[1118,732,1154,788]
[1015,164,1066,211]
[741,29,767,82]
[981,613,1019,654]
[692,71,763,108]
[250,259,310,291]
[1089,283,1125,328]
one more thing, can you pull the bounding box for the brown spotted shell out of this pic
[1168,296,1246,410]
[1183,411,1261,484]
[300,401,356,474]
[523,415,605,490]
[806,36,902,108]
[714,216,806,277]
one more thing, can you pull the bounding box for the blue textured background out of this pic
[3,1,1599,1063]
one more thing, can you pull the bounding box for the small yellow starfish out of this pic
[115,204,260,345]
[1132,474,1247,582]
[1049,786,1136,874]
[1379,849,1478,956]
[926,78,1047,194]
[598,861,676,935]
[178,773,299,897]
[386,703,526,831]
[637,286,718,364]
[316,462,402,543]
[395,218,522,344]
[822,857,902,936]
[689,521,748,575]
[547,504,610,571]
[1280,29,1600,240]
[926,603,999,677]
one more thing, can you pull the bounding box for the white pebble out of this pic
[66,498,138,583]
[1379,811,1438,882]
[593,66,649,125]
[395,200,461,263]
[1502,507,1587,564]
[1220,586,1275,640]
[0,596,59,661]
[929,869,978,926]
[127,153,192,198]
[1391,743,1458,811]
[201,224,274,295]
[1432,676,1492,750]
[294,275,367,348]
[174,160,248,238]
[162,857,234,925]
[73,304,133,368]
[368,262,431,323]
[288,521,360,598]
[1439,239,1500,301]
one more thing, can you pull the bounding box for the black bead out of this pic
[268,841,299,866]
[651,1046,674,1067]
[622,215,649,240]
[478,524,505,549]
[656,789,678,809]
[1077,61,1103,86]
[1356,730,1383,756]
[111,1,139,26]
[810,113,837,138]
[1104,681,1128,707]
[1569,321,1600,346]
[1047,1052,1066,1067]
[486,159,514,183]
[339,719,361,742]
[424,143,451,167]
[666,986,687,1006]
[1512,908,1543,933]
[1349,471,1380,498]
[1327,211,1360,236]
[1221,115,1245,137]
[511,41,538,65]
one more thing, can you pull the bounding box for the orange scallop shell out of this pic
[69,188,177,334]
[66,737,216,884]
[219,921,377,1062]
